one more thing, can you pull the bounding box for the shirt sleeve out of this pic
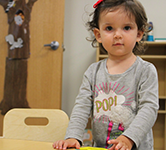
[65,65,94,143]
[122,63,159,148]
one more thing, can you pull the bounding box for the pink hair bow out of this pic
[93,0,104,8]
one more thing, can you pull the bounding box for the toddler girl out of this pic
[53,0,159,149]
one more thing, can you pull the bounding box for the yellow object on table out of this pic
[78,147,107,150]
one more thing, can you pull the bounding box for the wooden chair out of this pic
[3,108,69,142]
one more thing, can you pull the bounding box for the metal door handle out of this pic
[44,41,59,50]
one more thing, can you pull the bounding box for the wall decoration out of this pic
[5,0,16,13]
[0,0,38,115]
[6,34,23,50]
[14,9,25,26]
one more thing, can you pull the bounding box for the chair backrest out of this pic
[3,108,69,142]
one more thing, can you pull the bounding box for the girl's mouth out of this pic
[113,43,124,46]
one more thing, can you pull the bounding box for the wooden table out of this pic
[0,138,75,150]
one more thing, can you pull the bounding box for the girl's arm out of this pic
[122,63,159,148]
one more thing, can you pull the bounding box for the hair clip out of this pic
[93,0,104,8]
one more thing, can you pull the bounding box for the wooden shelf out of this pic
[158,110,166,114]
[140,55,166,59]
[146,41,166,45]
[159,96,166,99]
[97,42,166,61]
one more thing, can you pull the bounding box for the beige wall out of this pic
[62,0,97,116]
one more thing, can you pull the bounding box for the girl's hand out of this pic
[107,135,134,150]
[52,138,80,150]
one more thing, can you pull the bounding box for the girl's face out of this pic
[94,7,143,59]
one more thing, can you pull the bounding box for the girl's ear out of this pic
[136,30,144,42]
[93,28,102,43]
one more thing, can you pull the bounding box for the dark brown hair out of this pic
[87,0,150,55]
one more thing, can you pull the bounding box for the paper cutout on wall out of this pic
[5,34,23,50]
[5,0,16,13]
[14,9,25,26]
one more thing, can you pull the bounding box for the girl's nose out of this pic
[114,30,122,39]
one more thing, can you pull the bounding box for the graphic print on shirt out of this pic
[93,82,135,142]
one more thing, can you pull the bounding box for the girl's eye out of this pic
[106,26,113,31]
[124,26,131,30]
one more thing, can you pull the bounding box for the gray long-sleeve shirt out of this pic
[65,56,159,150]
